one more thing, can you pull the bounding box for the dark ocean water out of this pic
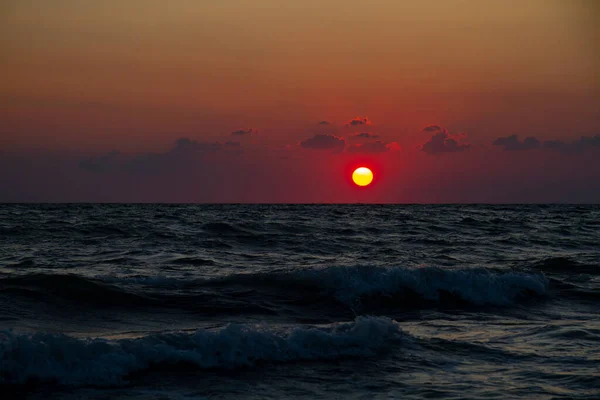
[0,204,599,399]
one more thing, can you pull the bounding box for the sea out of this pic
[0,204,599,399]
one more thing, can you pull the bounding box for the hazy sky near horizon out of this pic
[1,0,599,202]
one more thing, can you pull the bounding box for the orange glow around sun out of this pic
[352,167,373,187]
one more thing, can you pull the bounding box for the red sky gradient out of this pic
[1,0,599,202]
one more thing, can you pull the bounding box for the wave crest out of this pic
[0,274,155,306]
[0,316,403,386]
[297,266,549,306]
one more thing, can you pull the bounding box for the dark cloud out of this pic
[347,141,400,153]
[347,116,372,126]
[543,135,600,153]
[543,140,566,150]
[318,121,330,125]
[422,125,443,132]
[78,151,121,172]
[353,132,380,139]
[126,138,227,173]
[421,132,470,155]
[492,135,541,151]
[493,134,600,153]
[300,134,345,150]
[578,135,600,148]
[231,128,258,136]
[79,137,238,175]
[174,137,223,152]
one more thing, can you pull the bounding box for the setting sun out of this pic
[352,167,374,187]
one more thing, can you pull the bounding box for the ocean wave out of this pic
[0,316,404,386]
[94,266,551,308]
[530,257,599,275]
[202,222,247,234]
[212,266,549,307]
[1,267,550,316]
[309,266,548,306]
[170,256,216,266]
[0,274,156,306]
[74,223,133,237]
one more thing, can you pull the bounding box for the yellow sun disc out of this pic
[352,167,374,187]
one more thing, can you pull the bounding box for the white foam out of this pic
[0,316,403,386]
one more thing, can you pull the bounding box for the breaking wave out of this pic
[0,316,403,386]
[210,266,550,307]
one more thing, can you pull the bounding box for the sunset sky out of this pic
[1,0,599,202]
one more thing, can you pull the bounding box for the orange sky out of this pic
[1,0,598,151]
[1,1,599,202]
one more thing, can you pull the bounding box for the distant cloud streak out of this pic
[231,128,258,136]
[492,135,541,151]
[79,137,240,175]
[347,141,400,153]
[78,151,121,172]
[493,134,600,153]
